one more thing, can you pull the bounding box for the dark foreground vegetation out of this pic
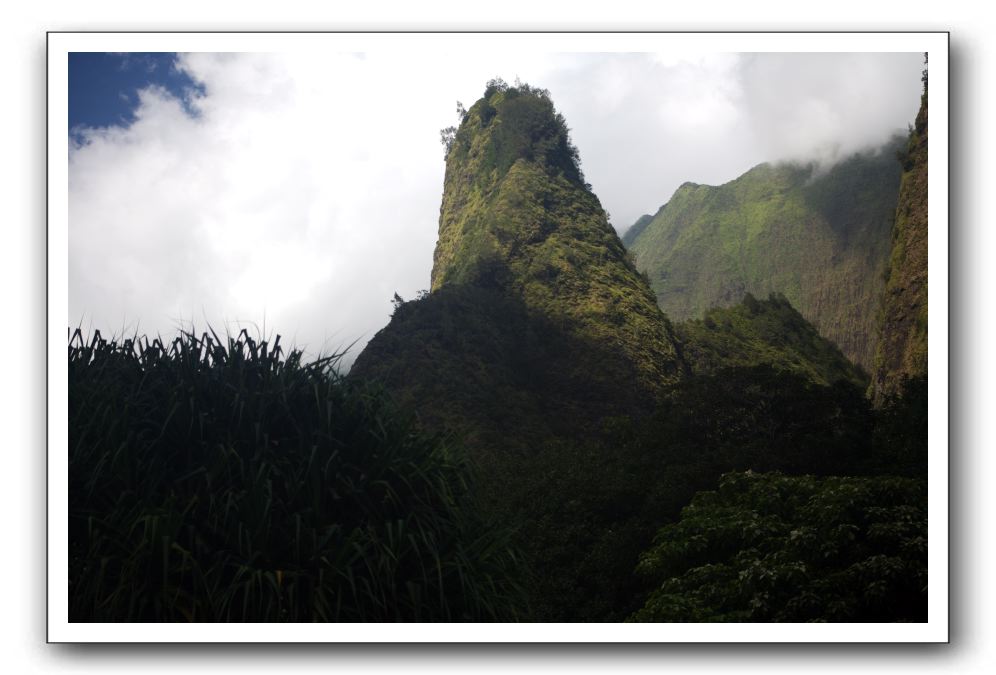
[68,327,926,622]
[479,364,927,621]
[630,471,926,622]
[68,329,522,621]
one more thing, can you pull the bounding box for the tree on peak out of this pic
[446,79,585,190]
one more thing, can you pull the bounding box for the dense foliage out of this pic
[359,298,903,620]
[625,141,904,370]
[676,292,869,388]
[68,329,522,621]
[481,361,932,620]
[630,471,927,622]
[869,375,929,477]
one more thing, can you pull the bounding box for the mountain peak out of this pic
[427,80,682,390]
[354,82,683,441]
[444,80,587,191]
[432,81,589,290]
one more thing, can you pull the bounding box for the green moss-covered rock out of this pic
[626,143,904,371]
[676,292,869,389]
[356,82,683,432]
[871,90,928,404]
[429,83,682,392]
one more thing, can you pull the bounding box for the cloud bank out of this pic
[69,51,924,362]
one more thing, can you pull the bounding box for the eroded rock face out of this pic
[871,91,928,404]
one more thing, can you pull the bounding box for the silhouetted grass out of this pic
[68,328,523,621]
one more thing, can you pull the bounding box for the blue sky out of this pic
[69,53,202,136]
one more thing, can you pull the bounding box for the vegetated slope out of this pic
[871,86,928,403]
[626,141,904,371]
[676,292,869,389]
[353,80,682,448]
[428,81,682,393]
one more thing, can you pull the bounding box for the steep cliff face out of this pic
[353,82,682,451]
[626,142,904,371]
[430,83,682,390]
[871,92,928,403]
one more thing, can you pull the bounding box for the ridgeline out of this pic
[625,143,904,371]
[871,79,929,403]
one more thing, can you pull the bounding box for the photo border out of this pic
[48,30,950,643]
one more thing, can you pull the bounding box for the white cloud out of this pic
[69,51,925,363]
[737,53,925,168]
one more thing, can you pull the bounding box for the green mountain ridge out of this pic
[871,87,928,403]
[626,142,905,371]
[620,213,653,247]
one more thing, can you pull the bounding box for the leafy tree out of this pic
[439,125,457,155]
[630,471,927,622]
[483,77,508,99]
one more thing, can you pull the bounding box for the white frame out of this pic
[48,31,949,643]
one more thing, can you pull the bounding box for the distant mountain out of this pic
[676,292,869,389]
[621,213,653,247]
[625,142,905,371]
[871,87,928,403]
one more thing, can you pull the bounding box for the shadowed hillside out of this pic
[676,292,869,389]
